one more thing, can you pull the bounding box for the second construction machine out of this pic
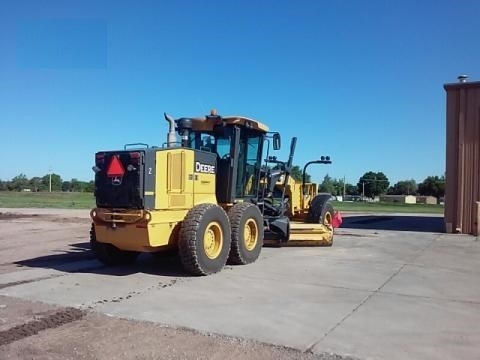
[90,110,336,275]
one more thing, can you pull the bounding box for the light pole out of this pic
[360,177,389,200]
[48,167,52,192]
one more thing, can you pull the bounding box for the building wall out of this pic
[380,195,416,204]
[416,196,437,205]
[444,80,480,235]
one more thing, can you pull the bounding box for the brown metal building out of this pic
[444,76,480,236]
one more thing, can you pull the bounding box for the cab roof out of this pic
[189,115,269,133]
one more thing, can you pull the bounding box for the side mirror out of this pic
[273,133,281,150]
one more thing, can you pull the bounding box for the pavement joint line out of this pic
[304,266,404,353]
[261,254,413,267]
[232,273,377,294]
[313,257,425,267]
[0,263,106,291]
[13,252,96,267]
[0,275,63,290]
[403,261,480,275]
[305,234,441,353]
[378,289,480,305]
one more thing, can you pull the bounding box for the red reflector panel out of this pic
[107,155,126,177]
[332,212,343,228]
[130,152,141,165]
[95,153,105,164]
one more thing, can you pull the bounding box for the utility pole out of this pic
[49,167,52,192]
[343,175,346,199]
[360,177,389,200]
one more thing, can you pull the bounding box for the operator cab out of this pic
[168,110,274,204]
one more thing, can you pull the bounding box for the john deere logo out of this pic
[112,176,123,186]
[107,155,125,186]
[195,161,215,174]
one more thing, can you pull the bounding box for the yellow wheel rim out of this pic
[243,219,258,251]
[203,221,223,259]
[324,211,332,226]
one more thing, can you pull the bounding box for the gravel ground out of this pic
[0,209,359,359]
[0,296,358,360]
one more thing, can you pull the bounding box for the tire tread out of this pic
[228,202,264,265]
[178,204,230,275]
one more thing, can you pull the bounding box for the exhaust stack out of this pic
[164,113,177,147]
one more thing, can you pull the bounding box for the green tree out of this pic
[85,180,95,192]
[0,179,6,191]
[41,173,62,192]
[8,174,29,191]
[62,181,71,192]
[388,179,417,195]
[29,177,45,192]
[357,171,390,198]
[345,183,359,195]
[317,176,360,196]
[319,174,336,194]
[332,178,347,196]
[289,165,311,183]
[418,176,445,198]
[318,176,351,196]
[70,178,83,192]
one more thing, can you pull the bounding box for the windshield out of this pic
[236,132,263,198]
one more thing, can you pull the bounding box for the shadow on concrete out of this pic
[15,216,445,276]
[15,242,190,277]
[341,215,444,233]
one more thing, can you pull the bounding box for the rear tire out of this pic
[89,223,139,266]
[178,204,231,275]
[228,202,264,265]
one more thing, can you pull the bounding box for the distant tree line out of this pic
[317,172,445,199]
[0,173,94,192]
[1,170,446,199]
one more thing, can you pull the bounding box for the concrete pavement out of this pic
[0,210,479,359]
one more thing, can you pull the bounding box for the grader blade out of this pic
[287,222,333,246]
[264,221,334,247]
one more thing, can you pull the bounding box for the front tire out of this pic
[307,195,334,227]
[228,202,264,265]
[178,204,231,275]
[90,223,139,266]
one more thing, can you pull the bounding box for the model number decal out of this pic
[195,162,215,174]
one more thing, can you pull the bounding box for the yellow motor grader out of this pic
[90,110,335,275]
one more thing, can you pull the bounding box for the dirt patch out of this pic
[0,212,90,225]
[0,213,43,220]
[0,295,356,360]
[0,296,62,332]
[58,217,91,223]
[1,310,358,360]
[0,276,61,290]
[0,307,85,346]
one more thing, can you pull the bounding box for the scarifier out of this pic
[90,110,339,275]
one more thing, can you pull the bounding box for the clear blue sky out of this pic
[1,0,479,186]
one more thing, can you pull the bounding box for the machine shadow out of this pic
[340,215,445,233]
[15,241,191,277]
